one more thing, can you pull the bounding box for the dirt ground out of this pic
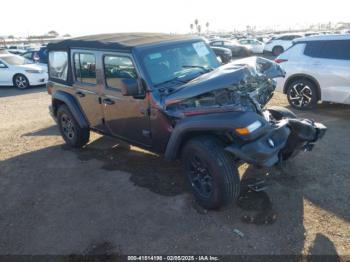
[0,85,349,258]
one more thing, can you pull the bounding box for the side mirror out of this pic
[0,63,7,69]
[120,78,145,98]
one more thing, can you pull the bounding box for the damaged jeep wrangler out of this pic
[47,33,326,209]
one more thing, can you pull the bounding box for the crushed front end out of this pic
[163,57,327,167]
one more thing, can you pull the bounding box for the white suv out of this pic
[264,34,303,56]
[275,34,350,109]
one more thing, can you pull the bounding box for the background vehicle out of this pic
[275,34,350,109]
[210,46,232,63]
[209,40,251,57]
[21,46,48,64]
[0,53,47,88]
[47,33,325,210]
[264,34,303,56]
[238,39,264,54]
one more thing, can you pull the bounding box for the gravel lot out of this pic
[0,85,349,257]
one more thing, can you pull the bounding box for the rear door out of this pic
[71,50,104,128]
[100,53,151,146]
[311,40,350,104]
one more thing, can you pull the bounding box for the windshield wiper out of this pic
[182,65,213,72]
[154,76,187,88]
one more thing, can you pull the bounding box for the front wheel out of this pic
[182,136,240,210]
[13,74,29,89]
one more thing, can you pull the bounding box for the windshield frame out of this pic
[135,39,220,90]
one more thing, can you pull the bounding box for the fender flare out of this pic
[52,91,89,128]
[164,111,269,161]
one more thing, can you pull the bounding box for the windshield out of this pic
[1,55,32,65]
[140,41,220,87]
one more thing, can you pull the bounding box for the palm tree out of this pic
[197,25,202,35]
[205,22,210,33]
[194,19,199,28]
[190,24,194,34]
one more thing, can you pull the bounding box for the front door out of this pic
[71,50,104,128]
[101,53,151,147]
[0,60,11,85]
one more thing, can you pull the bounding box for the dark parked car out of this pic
[47,33,326,209]
[209,40,251,57]
[211,46,232,63]
[22,46,48,64]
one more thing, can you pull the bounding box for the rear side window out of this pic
[73,53,96,85]
[49,51,68,80]
[320,40,350,60]
[304,41,324,57]
[103,55,137,90]
[304,40,350,60]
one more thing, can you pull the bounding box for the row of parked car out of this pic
[0,48,48,88]
[1,32,350,110]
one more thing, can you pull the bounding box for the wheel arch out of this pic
[283,74,321,100]
[52,91,89,128]
[164,111,267,161]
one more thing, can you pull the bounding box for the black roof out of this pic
[47,33,195,51]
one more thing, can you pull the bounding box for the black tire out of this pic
[57,104,90,148]
[13,74,29,89]
[268,106,297,120]
[272,46,284,56]
[286,78,318,110]
[182,136,240,210]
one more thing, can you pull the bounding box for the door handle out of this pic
[102,98,115,105]
[76,91,85,98]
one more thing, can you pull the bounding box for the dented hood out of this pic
[164,57,285,108]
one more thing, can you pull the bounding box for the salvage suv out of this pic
[47,33,326,209]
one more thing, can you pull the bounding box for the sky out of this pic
[2,0,349,37]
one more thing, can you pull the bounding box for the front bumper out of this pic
[27,73,48,86]
[225,119,326,167]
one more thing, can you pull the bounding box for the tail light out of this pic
[274,58,288,64]
[47,81,53,95]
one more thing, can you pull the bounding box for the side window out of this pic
[304,41,324,58]
[320,40,350,60]
[49,51,68,80]
[23,52,33,60]
[103,55,137,90]
[74,53,96,85]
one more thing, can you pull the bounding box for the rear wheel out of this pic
[57,105,90,148]
[182,136,240,210]
[272,46,284,56]
[286,79,318,110]
[13,74,29,89]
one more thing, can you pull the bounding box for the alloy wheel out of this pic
[288,83,313,108]
[15,75,28,89]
